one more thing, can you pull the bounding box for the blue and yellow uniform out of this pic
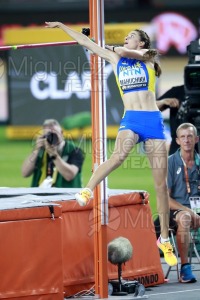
[116,57,165,143]
[116,57,155,95]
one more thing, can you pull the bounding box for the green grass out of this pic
[0,125,157,215]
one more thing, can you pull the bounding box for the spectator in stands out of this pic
[154,123,200,283]
[21,119,84,188]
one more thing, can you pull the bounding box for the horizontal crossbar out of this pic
[0,40,78,51]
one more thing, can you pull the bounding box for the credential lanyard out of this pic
[181,158,191,194]
[181,153,200,194]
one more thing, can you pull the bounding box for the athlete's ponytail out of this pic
[135,29,162,77]
[154,61,162,78]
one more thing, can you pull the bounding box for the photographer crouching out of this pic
[22,119,84,188]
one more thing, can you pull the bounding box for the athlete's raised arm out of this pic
[45,21,119,64]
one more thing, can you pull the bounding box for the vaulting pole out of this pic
[89,0,108,298]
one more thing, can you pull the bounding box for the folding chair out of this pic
[165,228,200,280]
[189,229,200,269]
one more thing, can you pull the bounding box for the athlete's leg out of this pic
[145,139,169,237]
[75,129,138,205]
[145,139,177,266]
[87,129,139,190]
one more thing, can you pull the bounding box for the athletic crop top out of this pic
[116,57,156,95]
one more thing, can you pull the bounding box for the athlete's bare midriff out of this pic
[121,90,159,111]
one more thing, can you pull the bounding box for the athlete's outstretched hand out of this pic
[45,22,60,28]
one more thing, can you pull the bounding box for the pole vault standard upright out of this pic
[0,1,109,296]
[89,0,108,299]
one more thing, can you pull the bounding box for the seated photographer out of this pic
[21,119,84,188]
[154,123,200,283]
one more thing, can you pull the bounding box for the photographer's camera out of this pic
[43,132,58,145]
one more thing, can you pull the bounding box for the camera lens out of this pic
[45,132,59,145]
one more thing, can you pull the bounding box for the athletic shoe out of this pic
[180,264,197,283]
[75,188,93,206]
[157,237,178,267]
